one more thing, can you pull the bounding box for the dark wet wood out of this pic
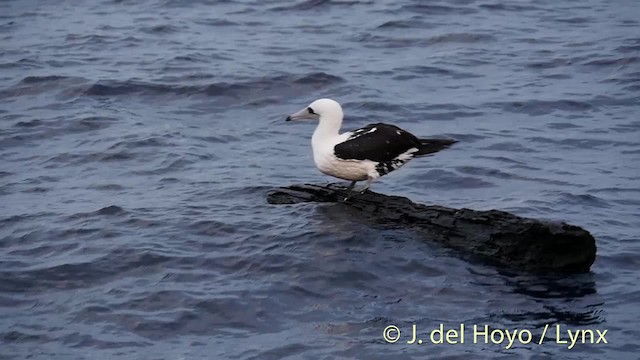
[267,183,596,274]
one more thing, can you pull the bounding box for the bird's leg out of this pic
[343,180,357,202]
[360,177,373,194]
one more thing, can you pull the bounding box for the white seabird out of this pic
[286,98,457,200]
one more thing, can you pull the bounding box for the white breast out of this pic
[311,133,373,181]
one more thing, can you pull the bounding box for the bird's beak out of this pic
[286,107,316,122]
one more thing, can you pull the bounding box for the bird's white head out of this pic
[286,98,343,124]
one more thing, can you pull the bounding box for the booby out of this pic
[286,98,457,200]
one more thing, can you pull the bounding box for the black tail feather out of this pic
[415,138,457,156]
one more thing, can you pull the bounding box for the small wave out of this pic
[395,65,457,76]
[583,56,640,67]
[400,4,477,15]
[2,116,118,150]
[64,33,144,48]
[88,184,126,191]
[455,166,568,186]
[193,18,239,27]
[96,205,126,216]
[0,249,172,293]
[140,24,182,34]
[131,156,195,175]
[610,120,640,133]
[487,99,592,115]
[483,142,538,153]
[445,133,487,143]
[556,192,611,207]
[526,136,636,149]
[13,119,44,128]
[408,169,495,189]
[472,155,531,166]
[85,81,193,96]
[84,72,344,101]
[547,122,582,130]
[0,20,16,31]
[293,72,345,85]
[65,33,111,42]
[393,65,481,79]
[108,136,172,150]
[204,81,254,96]
[193,134,241,144]
[344,101,406,115]
[64,33,120,47]
[616,44,640,54]
[552,17,593,24]
[0,58,44,70]
[455,166,521,180]
[169,53,216,63]
[377,19,435,29]
[20,75,73,84]
[270,0,364,11]
[101,151,136,162]
[541,73,572,80]
[1,75,88,98]
[354,32,494,48]
[591,187,640,194]
[2,331,51,344]
[526,58,572,69]
[44,150,136,167]
[20,187,49,193]
[53,333,148,350]
[66,116,119,132]
[423,111,485,120]
[428,32,495,44]
[271,0,332,11]
[67,205,127,220]
[479,3,540,11]
[623,84,640,92]
[591,95,639,107]
[188,220,238,236]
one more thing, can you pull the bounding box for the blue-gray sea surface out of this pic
[1,0,639,359]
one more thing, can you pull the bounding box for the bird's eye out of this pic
[307,107,315,114]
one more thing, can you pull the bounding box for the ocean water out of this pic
[1,0,639,359]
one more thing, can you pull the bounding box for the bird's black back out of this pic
[333,123,422,162]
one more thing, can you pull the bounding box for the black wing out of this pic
[333,123,422,162]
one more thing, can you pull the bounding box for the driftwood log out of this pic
[267,183,596,274]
